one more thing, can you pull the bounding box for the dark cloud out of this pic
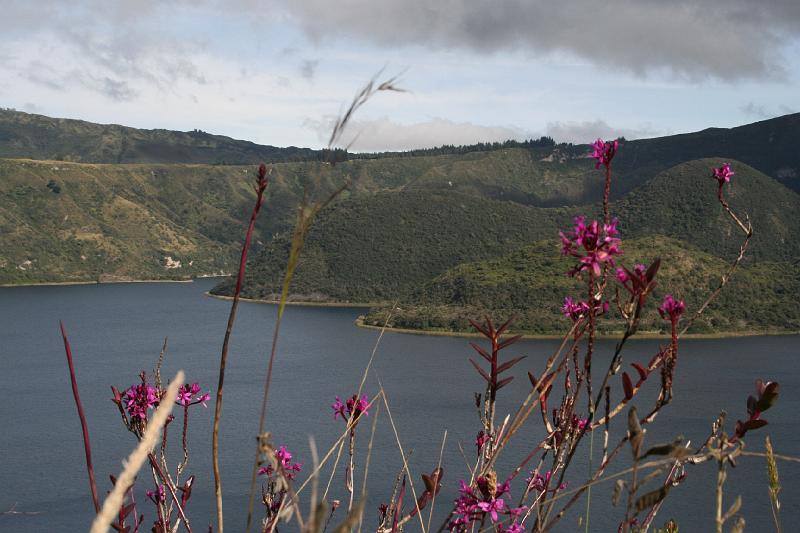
[98,77,137,101]
[275,0,800,80]
[299,59,319,80]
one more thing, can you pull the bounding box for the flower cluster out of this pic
[559,216,622,277]
[123,381,159,420]
[590,138,619,169]
[258,445,303,480]
[176,383,210,407]
[561,296,609,321]
[332,394,369,422]
[146,485,166,504]
[616,263,646,289]
[449,474,525,531]
[657,294,685,322]
[526,470,567,493]
[712,163,734,186]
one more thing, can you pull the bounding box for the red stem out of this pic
[212,164,269,533]
[603,163,612,224]
[59,321,100,514]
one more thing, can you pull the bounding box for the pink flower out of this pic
[560,216,622,277]
[347,394,370,418]
[712,163,734,185]
[502,523,525,533]
[562,297,608,321]
[590,138,619,169]
[526,470,567,493]
[146,485,166,503]
[332,396,346,419]
[572,414,589,431]
[657,294,685,321]
[123,382,159,419]
[259,445,303,480]
[332,394,370,422]
[476,498,505,522]
[176,382,210,407]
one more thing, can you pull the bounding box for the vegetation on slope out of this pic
[216,158,800,308]
[363,236,800,334]
[0,109,323,164]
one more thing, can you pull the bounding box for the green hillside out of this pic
[212,191,572,302]
[215,158,800,306]
[0,109,322,164]
[362,236,800,335]
[615,159,800,262]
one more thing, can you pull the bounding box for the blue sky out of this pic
[1,1,799,150]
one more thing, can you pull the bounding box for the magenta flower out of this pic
[259,445,303,479]
[657,294,685,321]
[712,163,735,185]
[146,485,166,503]
[176,382,210,407]
[331,396,346,419]
[502,523,525,533]
[526,470,567,493]
[562,296,608,321]
[559,216,622,277]
[590,138,619,169]
[347,394,369,418]
[123,382,159,419]
[572,414,589,431]
[476,498,505,522]
[332,393,370,422]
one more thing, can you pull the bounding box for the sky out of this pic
[1,0,799,151]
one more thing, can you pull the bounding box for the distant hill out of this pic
[2,108,799,336]
[213,158,800,305]
[1,107,799,196]
[0,109,324,164]
[362,236,800,335]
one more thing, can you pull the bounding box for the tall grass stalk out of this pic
[60,320,101,515]
[212,163,270,533]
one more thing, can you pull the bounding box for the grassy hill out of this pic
[214,158,800,306]
[0,109,323,164]
[362,236,800,335]
[212,191,572,302]
[0,159,260,282]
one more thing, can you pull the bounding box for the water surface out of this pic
[1,280,797,532]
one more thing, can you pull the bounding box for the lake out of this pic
[1,279,797,532]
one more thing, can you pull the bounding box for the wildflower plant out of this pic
[58,86,786,533]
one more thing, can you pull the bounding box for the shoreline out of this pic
[353,317,800,340]
[0,276,227,288]
[3,279,796,340]
[204,291,375,308]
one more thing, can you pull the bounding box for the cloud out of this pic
[741,102,798,120]
[275,0,800,80]
[740,102,770,119]
[302,115,662,151]
[544,120,661,144]
[299,59,319,81]
[304,115,530,151]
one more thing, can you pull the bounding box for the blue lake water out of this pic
[1,279,797,532]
